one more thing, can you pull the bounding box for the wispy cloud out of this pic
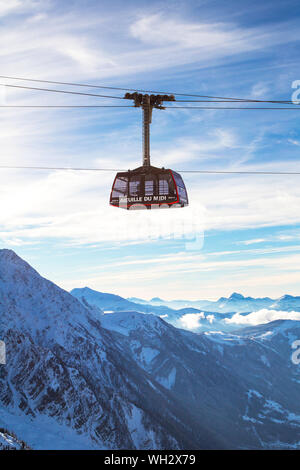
[55,250,300,299]
[239,238,268,245]
[129,12,300,69]
[0,0,40,18]
[250,82,270,98]
[288,139,300,146]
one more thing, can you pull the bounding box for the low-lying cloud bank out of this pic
[225,309,300,326]
[179,309,300,330]
[180,312,206,329]
[180,312,215,329]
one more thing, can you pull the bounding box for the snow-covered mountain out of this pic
[71,287,235,331]
[212,292,275,313]
[127,295,212,310]
[71,287,177,318]
[1,249,300,449]
[270,295,300,311]
[74,288,300,333]
[0,249,220,450]
[100,312,300,449]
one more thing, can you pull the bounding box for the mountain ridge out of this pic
[126,291,300,313]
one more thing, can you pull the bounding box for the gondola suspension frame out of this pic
[109,93,189,210]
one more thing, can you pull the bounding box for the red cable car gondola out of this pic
[110,93,189,210]
[110,166,188,210]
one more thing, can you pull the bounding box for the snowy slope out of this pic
[71,287,186,321]
[101,312,300,449]
[71,288,236,331]
[76,288,300,333]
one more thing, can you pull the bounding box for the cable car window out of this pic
[159,179,168,195]
[159,174,173,195]
[112,176,128,198]
[172,172,184,188]
[172,172,187,199]
[145,179,154,196]
[178,186,187,199]
[129,176,142,196]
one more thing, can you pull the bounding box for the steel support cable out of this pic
[0,165,299,175]
[0,75,297,104]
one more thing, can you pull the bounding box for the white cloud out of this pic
[2,150,300,248]
[251,82,270,98]
[180,312,205,330]
[130,15,246,49]
[0,0,39,17]
[56,250,300,300]
[225,309,300,325]
[151,129,239,166]
[288,139,300,147]
[240,238,267,245]
[129,13,300,72]
[1,5,299,89]
[188,170,300,232]
[0,167,207,246]
[0,0,21,16]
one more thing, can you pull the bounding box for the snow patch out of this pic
[156,368,176,390]
[140,347,160,365]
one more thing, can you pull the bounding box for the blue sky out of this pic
[1,0,300,299]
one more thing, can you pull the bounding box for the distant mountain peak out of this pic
[228,292,245,300]
[150,297,164,302]
[77,286,96,293]
[279,294,300,300]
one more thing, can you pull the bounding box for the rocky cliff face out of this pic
[0,427,30,450]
